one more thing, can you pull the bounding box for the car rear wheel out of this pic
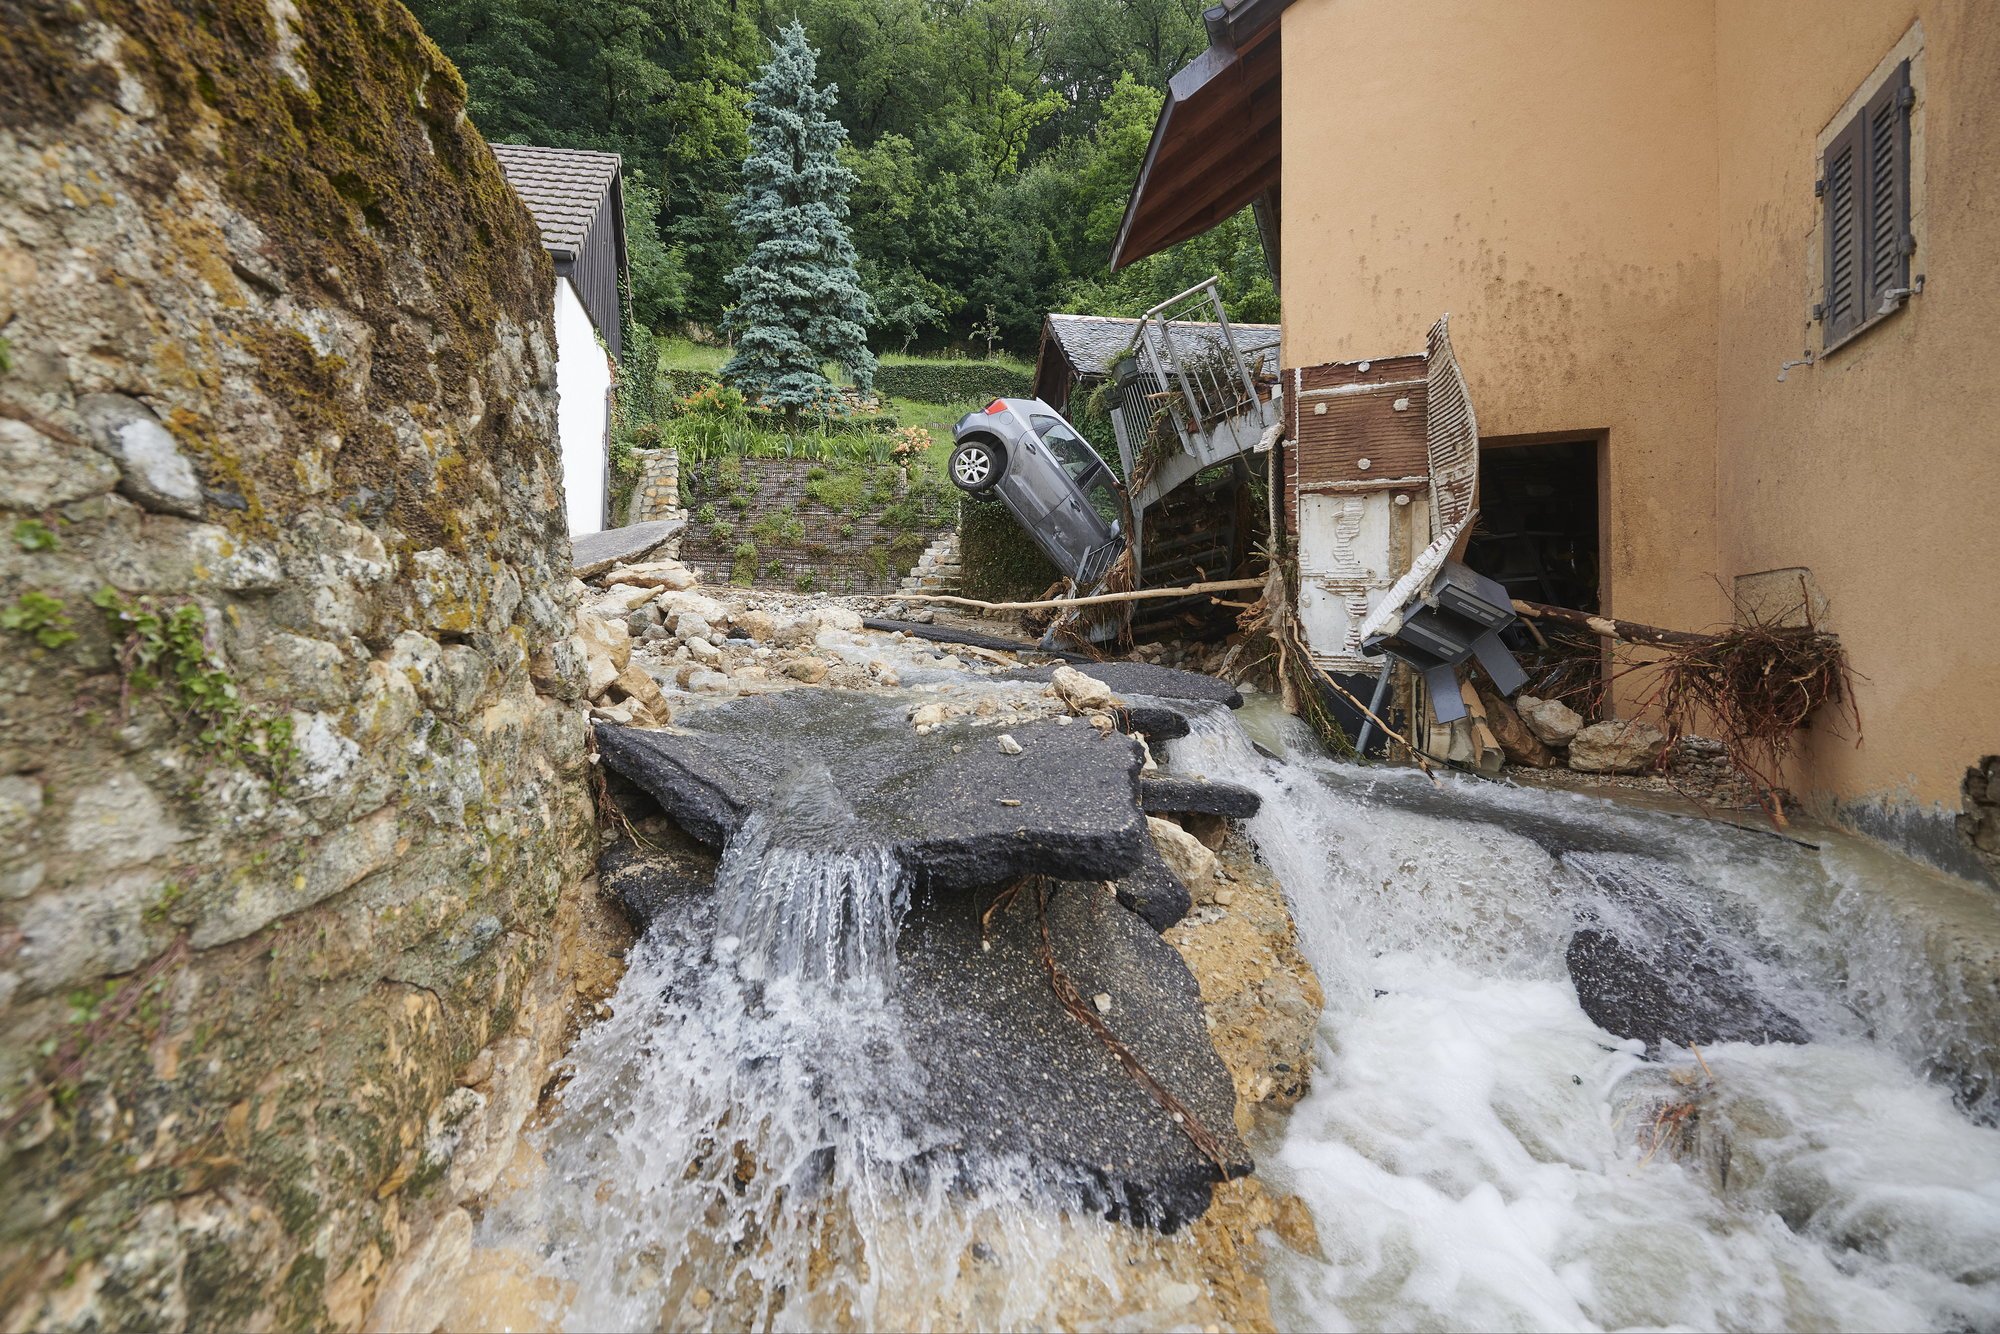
[949,439,1005,492]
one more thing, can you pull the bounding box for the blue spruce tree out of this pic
[721,23,876,414]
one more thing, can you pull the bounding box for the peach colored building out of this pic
[1117,0,2000,873]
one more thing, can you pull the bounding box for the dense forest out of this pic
[408,0,1277,355]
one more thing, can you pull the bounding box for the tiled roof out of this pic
[490,143,621,259]
[1045,312,1282,379]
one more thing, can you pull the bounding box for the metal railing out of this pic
[1133,278,1264,449]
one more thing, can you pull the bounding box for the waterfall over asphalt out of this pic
[479,660,2000,1331]
[1169,696,2000,1332]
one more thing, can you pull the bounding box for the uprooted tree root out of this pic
[1652,617,1859,825]
[1515,593,1860,827]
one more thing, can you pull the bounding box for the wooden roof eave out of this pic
[1110,16,1285,271]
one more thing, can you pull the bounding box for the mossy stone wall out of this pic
[0,3,595,1328]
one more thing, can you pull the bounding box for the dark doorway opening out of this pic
[1466,439,1600,614]
[1468,437,1604,715]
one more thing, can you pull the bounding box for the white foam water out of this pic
[1168,695,2000,1332]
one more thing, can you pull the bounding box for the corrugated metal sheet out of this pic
[1283,316,1482,673]
[1424,315,1479,534]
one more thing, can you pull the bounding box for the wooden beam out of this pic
[894,577,1265,614]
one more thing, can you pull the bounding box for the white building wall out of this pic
[553,276,613,536]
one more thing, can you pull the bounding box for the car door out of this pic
[1029,414,1115,565]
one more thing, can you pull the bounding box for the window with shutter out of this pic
[1821,58,1912,353]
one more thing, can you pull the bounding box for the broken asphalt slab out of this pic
[572,518,684,579]
[593,690,1151,891]
[896,879,1250,1230]
[1140,775,1262,820]
[1567,928,1808,1051]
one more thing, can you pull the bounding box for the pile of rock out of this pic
[1513,694,1669,775]
[562,558,886,723]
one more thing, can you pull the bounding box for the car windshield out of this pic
[1030,415,1102,483]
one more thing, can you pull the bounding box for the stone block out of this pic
[1567,719,1668,774]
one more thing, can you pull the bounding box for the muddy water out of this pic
[1171,695,2000,1332]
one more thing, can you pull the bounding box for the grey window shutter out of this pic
[1822,116,1865,346]
[1861,59,1913,315]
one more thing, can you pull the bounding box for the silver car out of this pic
[949,398,1126,589]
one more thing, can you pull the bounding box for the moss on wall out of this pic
[0,3,592,1329]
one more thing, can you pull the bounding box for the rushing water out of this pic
[1170,695,2000,1332]
[482,659,2000,1332]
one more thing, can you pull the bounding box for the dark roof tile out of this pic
[490,143,621,258]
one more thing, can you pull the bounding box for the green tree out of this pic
[721,22,876,411]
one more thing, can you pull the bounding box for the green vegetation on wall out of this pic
[959,496,1059,603]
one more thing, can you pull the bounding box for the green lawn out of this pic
[650,342,1008,482]
[655,335,732,373]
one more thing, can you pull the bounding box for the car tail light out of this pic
[983,400,1007,415]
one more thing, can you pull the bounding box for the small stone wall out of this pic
[629,447,681,522]
[678,455,956,594]
[0,5,595,1328]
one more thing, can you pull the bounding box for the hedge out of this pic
[958,496,1059,603]
[875,361,1033,405]
[662,367,720,398]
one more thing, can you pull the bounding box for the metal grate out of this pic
[1133,279,1264,449]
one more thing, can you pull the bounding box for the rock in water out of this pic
[1515,694,1584,747]
[896,880,1251,1229]
[1567,928,1808,1050]
[1567,719,1668,773]
[592,692,1150,891]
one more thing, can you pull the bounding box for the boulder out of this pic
[604,559,697,591]
[610,664,672,724]
[1147,816,1219,890]
[734,609,778,642]
[813,606,864,634]
[1052,664,1123,714]
[589,584,660,617]
[593,692,1150,890]
[1516,694,1584,747]
[657,590,729,630]
[672,612,714,645]
[1478,690,1556,768]
[1568,719,1668,774]
[781,657,828,684]
[574,610,631,699]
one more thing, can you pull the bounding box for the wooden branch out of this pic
[894,577,1265,614]
[1509,599,1716,648]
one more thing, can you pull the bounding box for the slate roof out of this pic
[490,144,622,260]
[1044,312,1282,380]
